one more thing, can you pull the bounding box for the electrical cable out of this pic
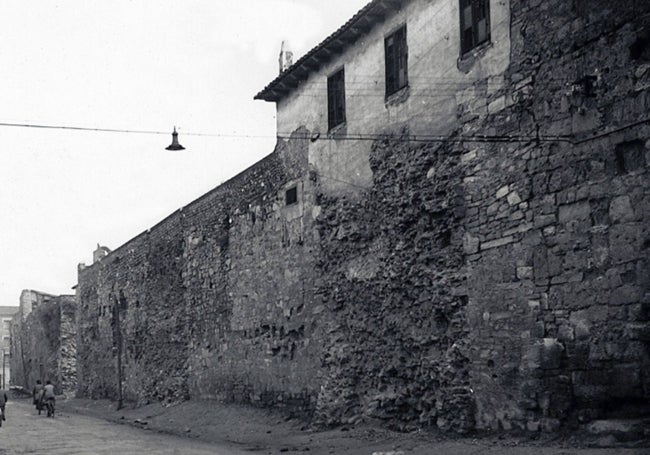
[2,118,649,145]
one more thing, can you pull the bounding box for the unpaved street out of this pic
[0,400,248,455]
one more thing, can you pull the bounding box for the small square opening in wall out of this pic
[614,139,646,174]
[285,186,298,205]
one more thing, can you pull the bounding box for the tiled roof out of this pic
[254,0,406,102]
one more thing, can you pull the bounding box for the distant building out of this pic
[0,306,19,388]
[10,290,76,395]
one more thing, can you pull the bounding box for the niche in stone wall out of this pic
[630,28,650,62]
[612,139,647,175]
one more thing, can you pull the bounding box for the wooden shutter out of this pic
[327,68,345,130]
[460,0,490,54]
[474,0,489,45]
[385,25,407,96]
[385,34,396,95]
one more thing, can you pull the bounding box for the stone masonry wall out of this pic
[76,0,650,432]
[59,300,77,395]
[184,131,324,414]
[77,131,323,412]
[11,295,76,395]
[313,134,473,431]
[310,0,650,432]
[458,0,650,431]
[76,224,187,403]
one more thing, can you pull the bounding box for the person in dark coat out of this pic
[33,379,44,414]
[0,387,8,423]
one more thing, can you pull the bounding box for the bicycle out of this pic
[45,398,55,418]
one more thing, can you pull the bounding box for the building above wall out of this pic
[255,0,408,102]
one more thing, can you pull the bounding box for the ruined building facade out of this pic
[77,0,650,432]
[10,290,77,395]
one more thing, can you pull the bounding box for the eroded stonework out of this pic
[76,0,650,433]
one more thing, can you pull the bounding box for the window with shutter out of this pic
[327,68,346,131]
[385,25,408,97]
[459,0,490,55]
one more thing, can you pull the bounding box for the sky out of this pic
[0,0,369,306]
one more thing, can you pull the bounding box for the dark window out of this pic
[327,68,346,130]
[385,25,408,97]
[460,0,490,55]
[285,186,298,205]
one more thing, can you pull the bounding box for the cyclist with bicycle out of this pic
[43,380,55,417]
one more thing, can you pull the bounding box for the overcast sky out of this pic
[0,0,369,306]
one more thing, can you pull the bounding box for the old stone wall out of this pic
[77,132,323,412]
[76,226,179,402]
[184,132,323,414]
[313,134,473,431]
[10,294,76,395]
[76,0,650,433]
[458,0,650,431]
[310,0,650,432]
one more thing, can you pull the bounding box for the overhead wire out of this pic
[1,5,647,146]
[1,118,649,145]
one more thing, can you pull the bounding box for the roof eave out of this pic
[254,0,405,103]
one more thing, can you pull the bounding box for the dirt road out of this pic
[0,400,248,455]
[1,397,647,455]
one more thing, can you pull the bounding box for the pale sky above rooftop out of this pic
[0,0,369,306]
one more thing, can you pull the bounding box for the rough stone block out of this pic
[534,214,556,228]
[522,341,542,370]
[541,338,564,369]
[540,418,561,432]
[488,96,506,113]
[481,236,515,251]
[461,150,477,163]
[609,285,641,305]
[507,191,522,206]
[510,210,525,221]
[517,266,533,280]
[496,185,510,199]
[609,195,635,223]
[609,224,643,264]
[566,342,590,369]
[526,420,541,432]
[487,200,501,215]
[557,324,574,341]
[610,366,643,398]
[624,322,650,341]
[531,321,545,338]
[463,232,480,254]
[586,419,649,442]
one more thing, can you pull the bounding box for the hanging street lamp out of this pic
[165,126,185,150]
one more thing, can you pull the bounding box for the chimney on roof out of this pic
[279,40,293,74]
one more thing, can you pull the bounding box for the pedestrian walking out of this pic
[42,380,55,417]
[0,386,8,424]
[33,379,44,415]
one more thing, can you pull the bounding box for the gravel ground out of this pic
[52,396,650,455]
